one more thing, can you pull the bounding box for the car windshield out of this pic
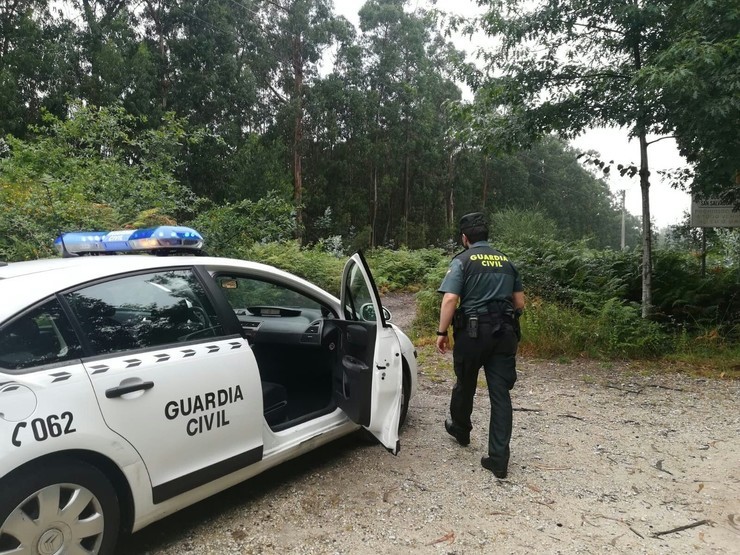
[218,277,323,311]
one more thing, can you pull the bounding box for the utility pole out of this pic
[620,189,626,249]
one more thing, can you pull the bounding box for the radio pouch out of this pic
[468,315,478,338]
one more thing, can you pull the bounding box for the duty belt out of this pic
[454,303,514,327]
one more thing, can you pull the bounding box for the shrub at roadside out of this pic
[243,241,345,296]
[187,192,296,259]
[366,247,447,292]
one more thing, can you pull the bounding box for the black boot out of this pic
[444,419,470,446]
[480,456,507,479]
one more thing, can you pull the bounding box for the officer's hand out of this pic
[436,334,449,354]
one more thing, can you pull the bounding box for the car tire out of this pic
[0,458,120,555]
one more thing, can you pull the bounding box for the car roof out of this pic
[0,255,336,322]
[0,255,208,282]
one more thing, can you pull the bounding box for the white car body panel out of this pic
[128,418,358,531]
[82,337,263,502]
[367,324,403,450]
[0,363,144,472]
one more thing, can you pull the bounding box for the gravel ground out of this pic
[120,294,739,554]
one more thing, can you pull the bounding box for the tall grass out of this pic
[519,297,670,359]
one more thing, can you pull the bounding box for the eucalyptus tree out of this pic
[447,138,633,249]
[473,0,676,317]
[160,0,268,201]
[138,0,179,113]
[259,0,341,241]
[300,16,399,246]
[516,138,626,247]
[0,0,77,136]
[358,0,462,247]
[72,0,141,106]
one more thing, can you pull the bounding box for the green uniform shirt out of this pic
[438,241,523,315]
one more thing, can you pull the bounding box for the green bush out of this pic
[519,300,593,357]
[0,102,196,261]
[506,298,671,359]
[187,192,296,258]
[503,236,738,339]
[413,289,443,337]
[407,257,449,336]
[243,241,344,296]
[413,262,674,359]
[489,207,560,248]
[591,298,671,357]
[366,247,447,292]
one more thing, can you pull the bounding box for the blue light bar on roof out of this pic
[128,226,204,250]
[102,229,137,251]
[54,226,204,255]
[54,232,108,255]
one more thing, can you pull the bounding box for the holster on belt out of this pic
[453,308,465,331]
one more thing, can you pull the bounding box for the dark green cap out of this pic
[459,212,487,233]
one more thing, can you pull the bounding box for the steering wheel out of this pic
[186,306,212,331]
[319,319,339,350]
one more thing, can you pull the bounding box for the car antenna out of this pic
[41,178,78,258]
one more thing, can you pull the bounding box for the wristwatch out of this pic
[436,330,448,336]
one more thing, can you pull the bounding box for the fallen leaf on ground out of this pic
[427,531,455,546]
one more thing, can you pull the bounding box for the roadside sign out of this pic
[691,195,740,227]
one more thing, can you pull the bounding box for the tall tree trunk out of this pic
[638,130,652,318]
[403,85,411,245]
[633,32,652,318]
[404,153,410,246]
[482,155,489,208]
[0,0,21,65]
[372,165,378,248]
[384,196,391,245]
[446,151,455,228]
[157,20,168,110]
[144,1,169,110]
[292,33,304,243]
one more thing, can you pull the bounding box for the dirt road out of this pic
[121,294,739,554]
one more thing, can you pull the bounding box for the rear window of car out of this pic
[0,299,83,370]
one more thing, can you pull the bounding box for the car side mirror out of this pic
[359,303,392,322]
[219,278,238,289]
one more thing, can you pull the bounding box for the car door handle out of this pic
[105,381,154,398]
[342,355,369,373]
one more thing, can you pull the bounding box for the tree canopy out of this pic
[1,0,734,264]
[637,0,740,201]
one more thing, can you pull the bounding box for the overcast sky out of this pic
[335,0,691,228]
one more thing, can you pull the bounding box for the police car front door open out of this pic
[335,252,402,454]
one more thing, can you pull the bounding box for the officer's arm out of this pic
[438,293,459,334]
[513,291,525,311]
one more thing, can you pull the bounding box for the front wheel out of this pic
[0,458,120,555]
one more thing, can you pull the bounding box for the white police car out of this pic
[0,227,417,555]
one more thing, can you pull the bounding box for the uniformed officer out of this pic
[436,212,525,479]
